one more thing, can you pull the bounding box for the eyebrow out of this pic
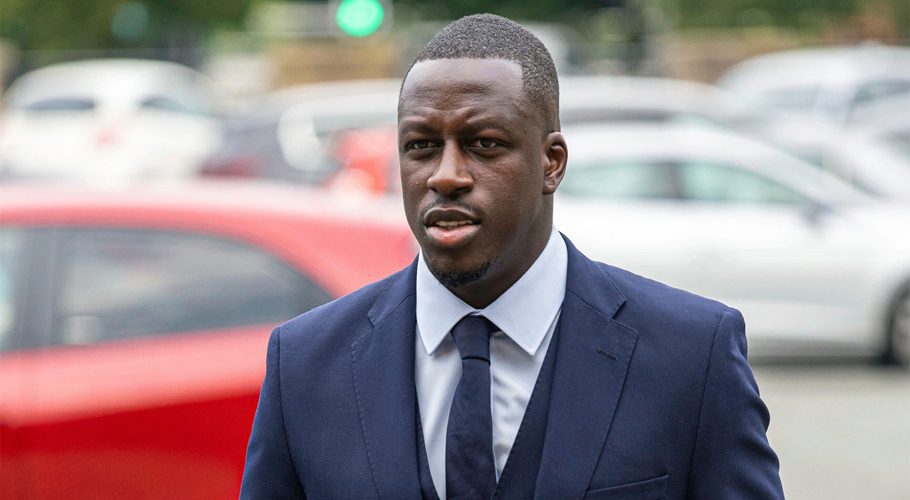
[397,118,436,134]
[397,115,514,138]
[461,115,512,130]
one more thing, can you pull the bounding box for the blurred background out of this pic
[1,0,909,498]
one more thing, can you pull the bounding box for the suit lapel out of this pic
[351,260,423,498]
[535,238,639,499]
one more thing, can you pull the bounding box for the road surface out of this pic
[754,364,910,499]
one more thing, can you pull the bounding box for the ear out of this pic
[542,132,568,195]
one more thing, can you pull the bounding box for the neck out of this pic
[446,225,553,309]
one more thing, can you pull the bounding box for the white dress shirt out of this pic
[415,229,568,498]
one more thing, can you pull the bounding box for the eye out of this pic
[470,138,500,149]
[407,140,434,151]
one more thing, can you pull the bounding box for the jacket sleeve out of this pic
[240,327,306,499]
[687,308,785,499]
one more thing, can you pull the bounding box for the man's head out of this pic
[398,14,568,308]
[407,14,560,132]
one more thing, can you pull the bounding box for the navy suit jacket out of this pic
[241,237,784,499]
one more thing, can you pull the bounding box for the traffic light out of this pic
[334,0,385,37]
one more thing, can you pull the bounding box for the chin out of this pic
[426,258,492,289]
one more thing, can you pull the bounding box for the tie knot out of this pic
[451,315,496,363]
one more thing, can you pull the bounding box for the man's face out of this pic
[398,58,566,307]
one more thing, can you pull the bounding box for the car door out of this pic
[555,159,714,292]
[7,226,332,499]
[556,157,870,349]
[671,160,870,346]
[0,227,44,500]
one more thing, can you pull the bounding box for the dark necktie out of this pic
[446,314,497,499]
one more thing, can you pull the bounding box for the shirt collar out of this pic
[416,229,568,356]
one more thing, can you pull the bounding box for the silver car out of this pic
[556,123,910,365]
[0,59,225,186]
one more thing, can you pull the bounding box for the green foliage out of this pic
[392,0,619,23]
[657,0,905,34]
[0,0,252,51]
[2,0,905,53]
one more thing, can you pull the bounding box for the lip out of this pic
[423,207,481,248]
[424,207,479,226]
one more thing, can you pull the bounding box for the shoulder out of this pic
[599,261,729,328]
[275,266,410,352]
[588,261,737,356]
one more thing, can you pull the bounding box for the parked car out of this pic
[555,123,910,365]
[0,182,415,499]
[0,59,225,186]
[821,115,910,200]
[718,44,910,127]
[559,76,764,128]
[200,80,400,190]
[717,45,910,167]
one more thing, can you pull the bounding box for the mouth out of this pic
[423,207,481,248]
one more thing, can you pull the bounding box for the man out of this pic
[241,14,784,499]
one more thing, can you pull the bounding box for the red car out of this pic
[0,182,415,499]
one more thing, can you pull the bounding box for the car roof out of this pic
[718,44,910,92]
[566,122,778,160]
[560,76,751,122]
[0,180,404,223]
[0,181,413,295]
[233,79,402,123]
[3,58,217,110]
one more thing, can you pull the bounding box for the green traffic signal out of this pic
[335,0,384,37]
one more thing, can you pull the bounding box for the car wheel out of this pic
[884,290,910,367]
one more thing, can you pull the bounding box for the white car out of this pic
[718,44,910,127]
[555,123,910,365]
[0,59,225,186]
[822,115,910,200]
[717,45,910,166]
[560,76,763,128]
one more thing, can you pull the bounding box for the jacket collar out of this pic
[352,235,638,498]
[352,260,423,497]
[415,229,568,356]
[534,236,638,498]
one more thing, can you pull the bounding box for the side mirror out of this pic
[802,200,832,227]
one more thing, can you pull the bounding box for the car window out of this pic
[53,229,332,346]
[678,161,806,204]
[852,79,910,106]
[560,161,677,200]
[24,97,95,112]
[139,95,209,116]
[0,229,23,351]
[755,86,820,114]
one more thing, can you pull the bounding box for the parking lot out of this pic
[755,364,910,499]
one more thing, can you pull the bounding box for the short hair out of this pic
[404,13,560,132]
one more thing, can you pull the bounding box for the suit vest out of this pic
[416,317,563,499]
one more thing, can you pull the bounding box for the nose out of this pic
[426,141,473,196]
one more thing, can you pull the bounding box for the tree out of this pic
[0,0,251,52]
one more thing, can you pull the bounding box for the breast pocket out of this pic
[583,474,669,499]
